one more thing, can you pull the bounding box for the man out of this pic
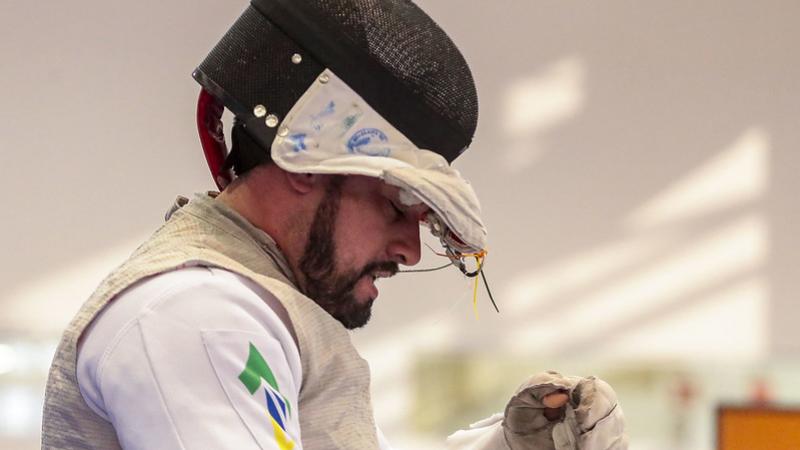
[43,0,626,448]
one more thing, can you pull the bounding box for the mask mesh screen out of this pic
[309,0,478,144]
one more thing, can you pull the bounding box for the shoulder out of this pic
[86,267,294,338]
[77,267,302,414]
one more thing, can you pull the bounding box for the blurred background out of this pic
[1,0,799,449]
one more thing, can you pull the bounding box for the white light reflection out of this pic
[0,345,19,375]
[603,277,767,361]
[0,387,40,436]
[507,214,767,360]
[502,57,586,170]
[626,127,769,229]
[503,57,586,135]
[503,233,674,315]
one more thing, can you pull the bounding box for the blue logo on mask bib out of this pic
[346,128,391,157]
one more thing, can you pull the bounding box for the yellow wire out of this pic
[422,245,488,319]
[472,255,483,320]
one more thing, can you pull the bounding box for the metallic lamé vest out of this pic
[42,194,379,449]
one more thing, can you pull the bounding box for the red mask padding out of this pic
[196,89,233,190]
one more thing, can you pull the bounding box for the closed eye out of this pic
[389,200,404,221]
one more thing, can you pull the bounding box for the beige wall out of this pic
[1,1,798,448]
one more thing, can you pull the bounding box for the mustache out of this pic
[323,260,399,302]
[358,261,399,279]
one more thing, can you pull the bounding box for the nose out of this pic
[388,217,422,266]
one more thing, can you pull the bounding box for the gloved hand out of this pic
[502,371,627,450]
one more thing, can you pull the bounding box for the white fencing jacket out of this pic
[77,267,391,449]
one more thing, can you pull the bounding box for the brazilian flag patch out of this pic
[238,342,295,450]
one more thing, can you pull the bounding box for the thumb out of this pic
[543,391,569,421]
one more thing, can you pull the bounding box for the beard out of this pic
[298,177,398,329]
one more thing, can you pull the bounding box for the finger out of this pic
[543,392,569,409]
[542,392,569,422]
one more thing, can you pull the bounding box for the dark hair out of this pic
[227,120,273,176]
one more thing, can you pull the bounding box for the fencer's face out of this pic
[298,175,426,329]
